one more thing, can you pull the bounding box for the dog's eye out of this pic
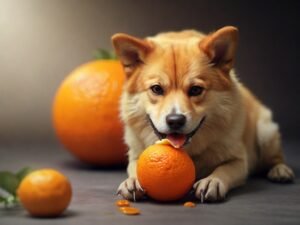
[188,86,204,96]
[150,85,164,95]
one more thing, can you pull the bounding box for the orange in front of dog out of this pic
[137,139,196,202]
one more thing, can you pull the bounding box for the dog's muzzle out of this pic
[147,115,206,148]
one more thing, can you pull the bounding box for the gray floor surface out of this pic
[0,140,299,225]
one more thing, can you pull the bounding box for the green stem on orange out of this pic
[94,49,117,60]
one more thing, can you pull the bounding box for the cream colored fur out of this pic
[112,26,295,202]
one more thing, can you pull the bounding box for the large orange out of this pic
[17,169,72,217]
[137,140,196,202]
[53,60,127,165]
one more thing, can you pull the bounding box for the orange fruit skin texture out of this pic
[53,60,127,166]
[137,144,196,202]
[17,169,72,217]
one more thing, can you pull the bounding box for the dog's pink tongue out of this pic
[166,134,186,148]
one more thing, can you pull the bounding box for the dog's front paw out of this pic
[267,163,295,183]
[193,177,227,203]
[117,177,145,201]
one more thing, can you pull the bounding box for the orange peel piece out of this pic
[155,139,173,146]
[115,199,130,207]
[183,201,196,208]
[119,207,140,215]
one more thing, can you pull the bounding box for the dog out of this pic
[111,26,295,202]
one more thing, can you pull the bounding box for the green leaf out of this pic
[0,196,19,207]
[0,171,20,195]
[108,51,117,59]
[94,48,117,60]
[6,195,17,204]
[16,167,33,181]
[0,195,6,202]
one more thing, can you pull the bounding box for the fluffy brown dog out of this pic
[112,26,294,202]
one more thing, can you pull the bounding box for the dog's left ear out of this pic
[112,33,153,76]
[200,26,238,73]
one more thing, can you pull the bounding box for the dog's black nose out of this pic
[166,114,186,130]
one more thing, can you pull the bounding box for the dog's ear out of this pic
[200,26,238,73]
[111,33,153,76]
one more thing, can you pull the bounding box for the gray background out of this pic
[1,1,300,225]
[0,0,299,144]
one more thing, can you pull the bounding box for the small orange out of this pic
[53,60,127,166]
[17,169,72,217]
[137,140,196,202]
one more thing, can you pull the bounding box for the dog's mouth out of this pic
[147,115,206,148]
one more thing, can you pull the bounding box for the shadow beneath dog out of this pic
[60,159,127,172]
[227,176,270,200]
